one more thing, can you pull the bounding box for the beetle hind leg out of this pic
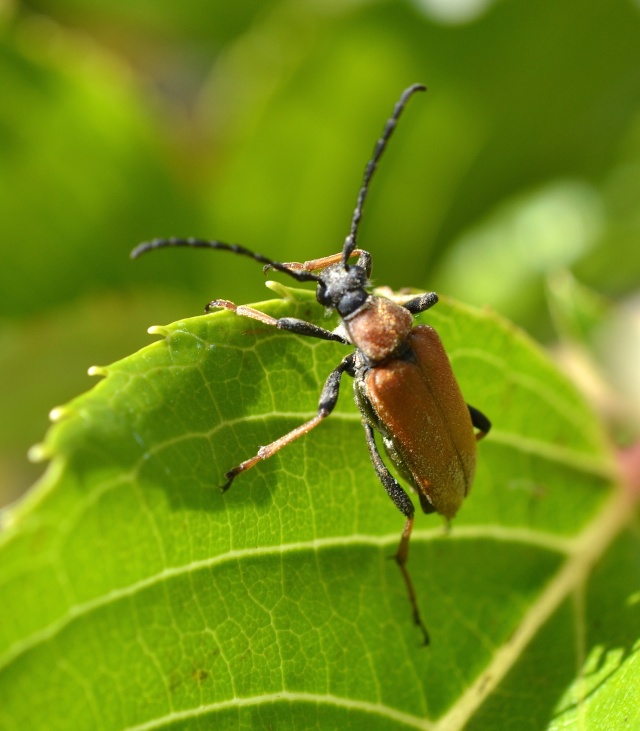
[362,423,430,645]
[394,516,429,644]
[468,404,491,441]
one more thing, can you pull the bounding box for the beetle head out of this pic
[316,263,369,317]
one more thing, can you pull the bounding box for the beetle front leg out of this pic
[222,354,355,491]
[268,248,370,273]
[208,299,348,344]
[355,250,372,277]
[403,292,438,315]
[362,422,430,645]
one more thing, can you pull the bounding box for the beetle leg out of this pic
[222,354,355,491]
[268,248,368,273]
[355,250,372,277]
[362,422,430,645]
[403,292,438,315]
[468,404,491,441]
[207,299,349,344]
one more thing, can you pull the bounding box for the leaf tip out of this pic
[48,406,68,422]
[148,325,170,337]
[87,365,108,377]
[27,442,50,463]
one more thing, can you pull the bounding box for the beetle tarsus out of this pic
[221,470,237,492]
[206,299,237,313]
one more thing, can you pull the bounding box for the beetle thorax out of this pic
[344,296,413,364]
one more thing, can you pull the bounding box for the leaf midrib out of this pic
[434,487,633,731]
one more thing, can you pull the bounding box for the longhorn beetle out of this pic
[131,84,491,644]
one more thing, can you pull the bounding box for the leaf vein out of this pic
[120,690,435,731]
[0,526,573,673]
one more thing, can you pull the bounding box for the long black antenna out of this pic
[342,83,427,267]
[131,238,320,282]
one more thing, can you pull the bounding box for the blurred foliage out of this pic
[2,0,640,500]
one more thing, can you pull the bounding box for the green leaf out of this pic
[0,288,636,730]
[0,289,198,505]
[25,0,277,45]
[0,28,201,317]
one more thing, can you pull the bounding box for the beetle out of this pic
[131,84,491,644]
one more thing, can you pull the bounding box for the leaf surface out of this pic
[0,288,636,730]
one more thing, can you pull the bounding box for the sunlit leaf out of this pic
[1,288,636,729]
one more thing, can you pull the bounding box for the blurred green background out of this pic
[2,0,640,506]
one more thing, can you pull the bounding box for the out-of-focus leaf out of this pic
[1,287,635,729]
[434,182,605,331]
[575,117,640,295]
[23,0,275,45]
[547,273,640,444]
[0,25,202,317]
[547,271,613,349]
